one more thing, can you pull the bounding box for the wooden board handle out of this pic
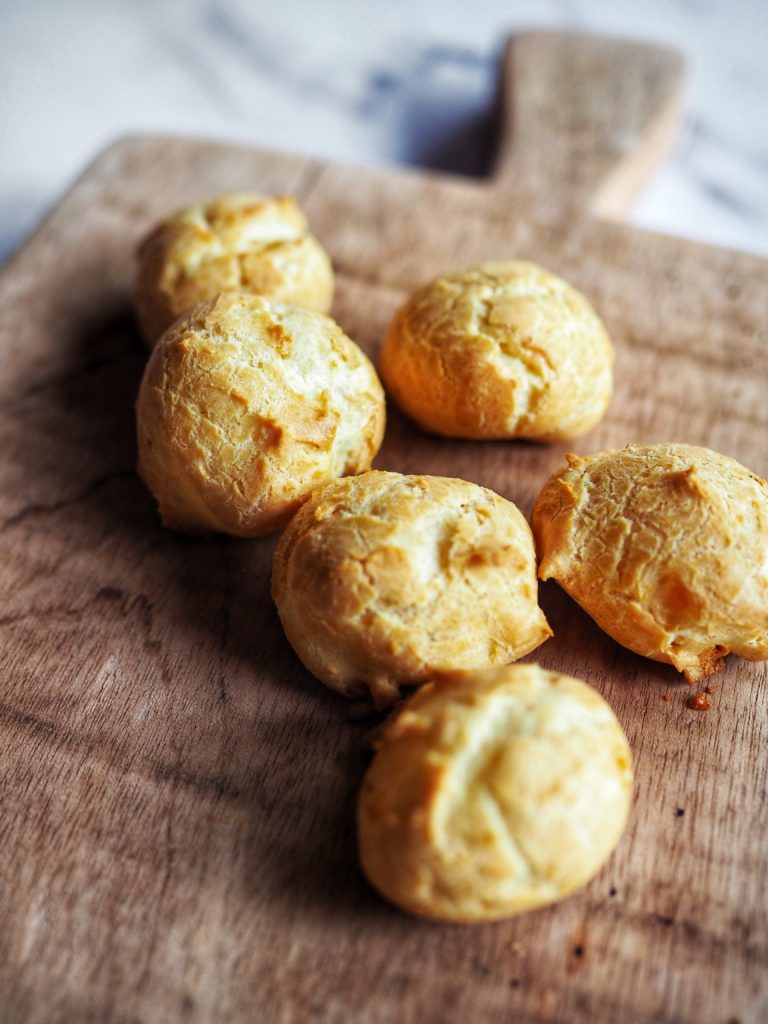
[492,32,685,220]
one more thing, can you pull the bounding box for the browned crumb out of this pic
[687,691,711,711]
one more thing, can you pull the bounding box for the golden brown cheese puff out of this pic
[358,664,633,922]
[379,261,613,441]
[272,471,551,708]
[135,193,333,344]
[136,293,385,538]
[532,443,768,681]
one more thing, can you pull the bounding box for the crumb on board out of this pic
[687,691,711,711]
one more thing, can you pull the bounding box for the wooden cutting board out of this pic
[1,32,766,1024]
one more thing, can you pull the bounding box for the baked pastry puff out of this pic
[272,471,551,708]
[358,664,633,922]
[532,443,768,681]
[379,261,613,441]
[136,293,385,537]
[135,193,333,344]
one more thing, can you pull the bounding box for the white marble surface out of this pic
[1,0,766,263]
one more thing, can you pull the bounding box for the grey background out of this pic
[1,0,766,262]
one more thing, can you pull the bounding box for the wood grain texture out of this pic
[1,31,766,1024]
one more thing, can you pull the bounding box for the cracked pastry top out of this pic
[136,292,385,537]
[379,260,614,441]
[532,443,768,681]
[135,193,334,344]
[271,471,551,708]
[357,663,633,922]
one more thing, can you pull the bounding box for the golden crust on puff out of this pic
[271,471,551,708]
[358,664,633,922]
[532,443,768,681]
[135,193,334,344]
[379,261,613,441]
[136,292,385,538]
